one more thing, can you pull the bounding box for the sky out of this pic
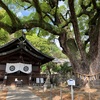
[55,39,62,50]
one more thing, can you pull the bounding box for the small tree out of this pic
[41,61,72,86]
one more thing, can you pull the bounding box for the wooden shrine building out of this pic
[0,36,54,85]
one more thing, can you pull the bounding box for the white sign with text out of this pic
[67,79,75,86]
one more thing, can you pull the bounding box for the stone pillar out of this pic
[44,75,51,91]
[4,75,7,86]
[29,75,32,85]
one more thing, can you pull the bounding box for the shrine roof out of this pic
[0,36,54,64]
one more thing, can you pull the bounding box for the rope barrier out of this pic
[74,72,100,77]
[74,72,100,81]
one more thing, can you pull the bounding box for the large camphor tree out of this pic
[0,0,100,86]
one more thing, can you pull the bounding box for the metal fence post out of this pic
[71,85,74,100]
[60,87,62,100]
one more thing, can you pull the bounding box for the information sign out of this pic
[67,79,75,86]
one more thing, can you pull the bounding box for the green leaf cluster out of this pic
[0,29,9,46]
[60,62,72,74]
[0,9,11,25]
[26,33,53,55]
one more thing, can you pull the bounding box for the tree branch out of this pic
[54,0,60,25]
[62,19,71,28]
[77,1,92,18]
[68,0,87,62]
[21,0,31,4]
[48,0,61,25]
[0,22,13,33]
[15,1,32,10]
[33,0,43,21]
[22,20,65,35]
[48,0,57,8]
[43,12,55,24]
[59,33,80,70]
[89,10,100,26]
[92,0,97,10]
[78,1,100,18]
[0,19,65,36]
[0,0,21,26]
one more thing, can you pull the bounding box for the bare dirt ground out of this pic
[1,85,100,100]
[31,86,100,100]
[0,89,7,100]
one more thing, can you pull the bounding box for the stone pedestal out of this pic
[44,75,51,91]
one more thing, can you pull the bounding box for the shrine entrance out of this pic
[5,63,32,85]
[6,72,30,85]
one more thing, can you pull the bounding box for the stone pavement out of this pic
[6,86,42,100]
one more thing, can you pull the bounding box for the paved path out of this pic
[6,86,42,100]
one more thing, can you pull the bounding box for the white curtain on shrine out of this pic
[6,63,19,73]
[6,63,32,74]
[20,63,32,74]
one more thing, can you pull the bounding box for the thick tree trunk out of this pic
[70,29,100,88]
[74,57,100,88]
[59,25,100,88]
